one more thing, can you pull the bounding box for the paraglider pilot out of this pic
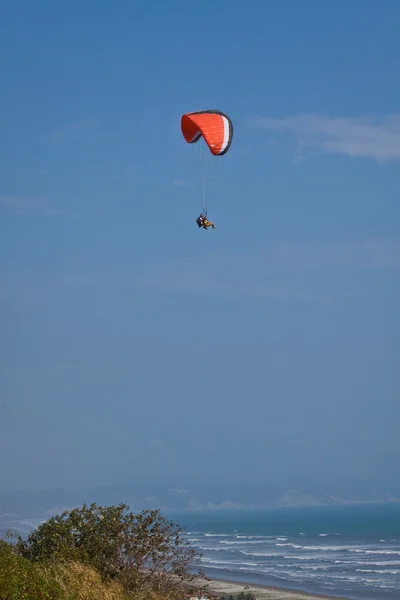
[196,213,216,230]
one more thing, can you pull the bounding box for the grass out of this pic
[0,541,164,600]
[44,561,131,600]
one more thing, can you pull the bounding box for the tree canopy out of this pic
[14,503,204,598]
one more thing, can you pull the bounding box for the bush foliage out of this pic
[8,503,203,599]
[0,539,63,599]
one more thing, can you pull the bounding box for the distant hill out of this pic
[1,476,399,517]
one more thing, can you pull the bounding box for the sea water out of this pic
[173,504,400,600]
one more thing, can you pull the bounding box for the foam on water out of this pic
[177,505,400,600]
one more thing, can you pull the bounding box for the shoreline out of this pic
[196,577,351,600]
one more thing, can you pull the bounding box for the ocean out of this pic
[173,504,400,600]
[1,503,400,600]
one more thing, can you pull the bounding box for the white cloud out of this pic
[44,208,65,216]
[269,239,400,270]
[254,114,400,162]
[292,151,306,165]
[49,238,399,305]
[203,501,245,510]
[50,120,96,142]
[146,438,163,448]
[138,238,400,300]
[173,178,190,187]
[185,500,246,511]
[0,195,64,216]
[188,500,203,510]
[119,166,138,181]
[277,491,319,507]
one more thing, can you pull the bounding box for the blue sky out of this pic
[1,0,399,499]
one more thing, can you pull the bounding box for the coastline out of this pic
[198,577,351,600]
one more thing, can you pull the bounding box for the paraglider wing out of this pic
[181,110,233,156]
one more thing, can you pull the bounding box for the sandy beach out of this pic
[198,577,350,600]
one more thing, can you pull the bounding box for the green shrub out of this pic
[15,503,202,597]
[0,539,63,599]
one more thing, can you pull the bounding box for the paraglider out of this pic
[181,109,233,229]
[196,213,216,230]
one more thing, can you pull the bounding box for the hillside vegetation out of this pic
[0,503,204,600]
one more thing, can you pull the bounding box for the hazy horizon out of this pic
[1,473,400,519]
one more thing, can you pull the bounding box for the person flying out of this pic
[196,213,216,229]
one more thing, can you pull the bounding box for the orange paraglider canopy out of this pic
[181,110,233,156]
